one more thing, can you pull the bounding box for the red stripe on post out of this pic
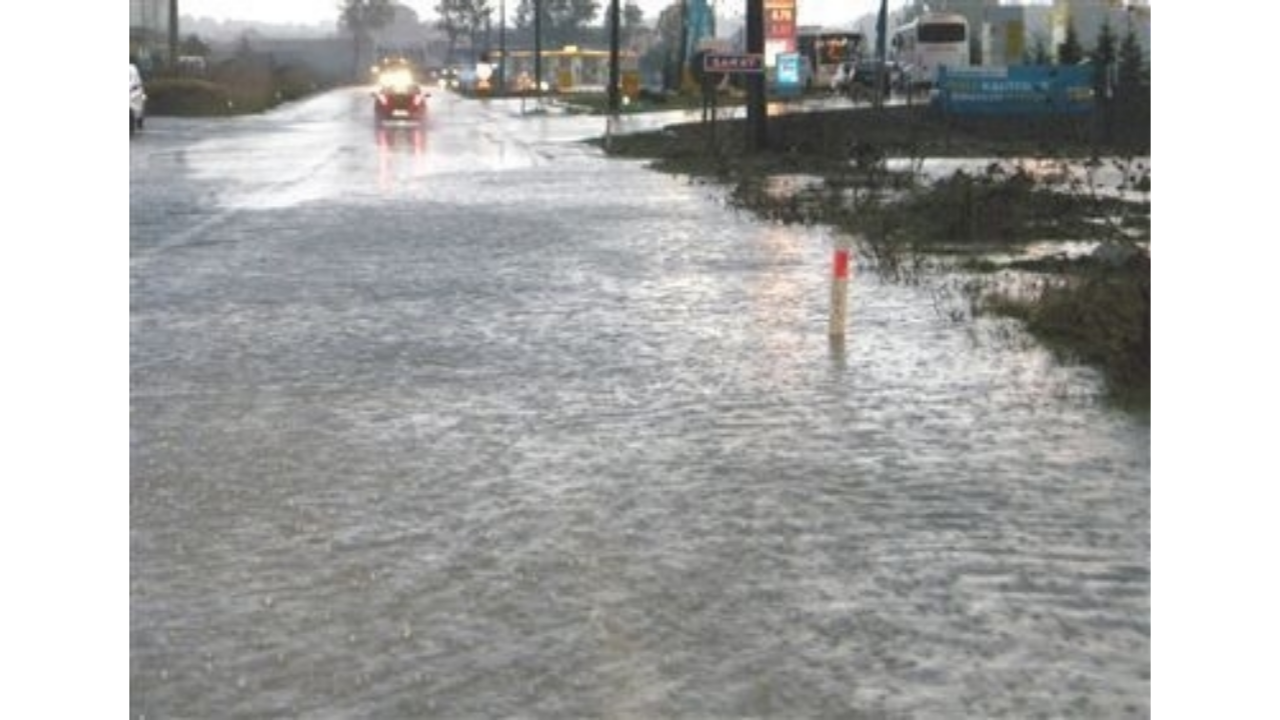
[833,249,850,280]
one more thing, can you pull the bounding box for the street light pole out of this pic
[534,0,543,101]
[499,0,506,92]
[745,0,766,151]
[677,0,688,91]
[874,0,888,110]
[168,0,180,69]
[608,0,621,114]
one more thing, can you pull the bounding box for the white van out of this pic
[130,63,147,135]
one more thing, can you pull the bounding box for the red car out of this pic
[373,67,429,122]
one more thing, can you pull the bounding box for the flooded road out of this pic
[131,88,1149,718]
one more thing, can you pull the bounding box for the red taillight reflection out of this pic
[376,125,427,192]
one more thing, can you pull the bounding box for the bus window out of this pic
[919,23,966,44]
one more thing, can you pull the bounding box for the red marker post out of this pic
[829,246,851,338]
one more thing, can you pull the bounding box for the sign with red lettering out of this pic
[765,0,797,52]
[703,53,766,74]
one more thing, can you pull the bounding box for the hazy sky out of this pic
[180,0,892,29]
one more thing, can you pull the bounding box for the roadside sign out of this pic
[774,52,802,97]
[621,71,640,99]
[935,65,1094,115]
[703,53,765,74]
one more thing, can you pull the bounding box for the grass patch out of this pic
[858,163,1149,248]
[144,77,235,116]
[555,89,746,115]
[145,59,331,116]
[979,249,1150,410]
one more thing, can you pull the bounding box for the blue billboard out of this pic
[684,0,715,65]
[773,52,802,97]
[934,65,1094,115]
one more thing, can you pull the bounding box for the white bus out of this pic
[891,12,970,88]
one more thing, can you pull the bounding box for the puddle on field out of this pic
[761,173,826,198]
[886,156,1151,202]
[737,159,1148,277]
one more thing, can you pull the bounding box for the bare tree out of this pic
[623,1,642,27]
[339,0,396,80]
[514,0,600,46]
[436,0,494,64]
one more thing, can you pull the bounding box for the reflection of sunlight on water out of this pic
[762,174,824,199]
[748,227,813,372]
[188,133,353,210]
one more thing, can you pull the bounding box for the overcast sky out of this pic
[179,0,894,29]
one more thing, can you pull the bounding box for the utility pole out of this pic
[168,0,180,69]
[499,0,506,92]
[745,0,766,151]
[534,0,543,101]
[677,0,688,91]
[608,0,621,114]
[875,0,888,110]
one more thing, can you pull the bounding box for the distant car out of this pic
[373,66,429,122]
[849,59,903,99]
[130,63,147,135]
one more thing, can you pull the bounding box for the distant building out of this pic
[1051,0,1150,62]
[945,0,1003,34]
[971,2,1151,67]
[984,4,1054,65]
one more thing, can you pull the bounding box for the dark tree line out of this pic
[512,0,602,47]
[339,0,396,78]
[1054,16,1148,147]
[435,0,494,64]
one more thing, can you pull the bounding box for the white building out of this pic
[984,4,1054,64]
[974,1,1151,66]
[1051,0,1150,61]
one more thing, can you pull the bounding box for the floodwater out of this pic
[885,156,1152,203]
[131,88,1149,718]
